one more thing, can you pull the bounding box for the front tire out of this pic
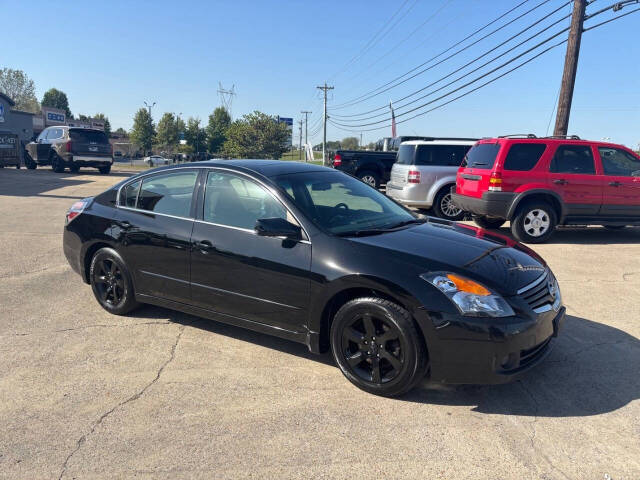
[357,170,380,189]
[473,215,506,230]
[330,297,428,397]
[98,165,111,174]
[432,187,465,221]
[90,248,140,315]
[25,154,37,169]
[511,202,557,243]
[51,153,65,173]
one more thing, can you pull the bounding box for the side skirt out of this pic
[136,293,311,347]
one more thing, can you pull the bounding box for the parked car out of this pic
[25,127,113,174]
[386,139,476,220]
[0,132,21,169]
[452,135,640,243]
[63,160,564,397]
[143,155,170,166]
[332,149,397,188]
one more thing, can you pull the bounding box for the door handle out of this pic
[195,240,213,253]
[118,220,132,230]
[553,179,568,185]
[608,181,622,187]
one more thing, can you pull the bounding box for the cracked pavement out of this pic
[1,168,639,479]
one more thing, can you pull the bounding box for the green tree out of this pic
[130,108,155,155]
[223,111,290,159]
[114,127,127,136]
[0,68,40,113]
[93,113,111,137]
[41,88,72,117]
[206,107,231,153]
[184,117,205,153]
[341,136,359,150]
[156,112,179,147]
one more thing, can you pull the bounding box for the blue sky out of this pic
[4,0,639,148]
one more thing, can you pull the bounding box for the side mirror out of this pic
[255,217,302,240]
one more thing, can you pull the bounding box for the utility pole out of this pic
[143,100,156,117]
[298,119,303,161]
[360,133,363,150]
[301,110,312,149]
[553,0,586,137]
[317,83,334,166]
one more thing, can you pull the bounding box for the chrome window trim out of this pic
[193,219,311,245]
[115,165,311,242]
[516,270,548,295]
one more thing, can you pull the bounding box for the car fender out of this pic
[507,188,566,221]
[426,176,457,205]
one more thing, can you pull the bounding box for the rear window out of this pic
[461,143,500,169]
[396,144,415,165]
[69,129,109,144]
[503,143,546,171]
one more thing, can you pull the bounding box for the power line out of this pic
[330,0,541,109]
[331,0,573,122]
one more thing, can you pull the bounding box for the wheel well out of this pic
[83,242,111,283]
[318,287,406,353]
[512,193,562,220]
[355,166,380,177]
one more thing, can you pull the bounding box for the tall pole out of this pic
[553,0,586,137]
[317,83,334,166]
[301,110,311,148]
[298,119,303,161]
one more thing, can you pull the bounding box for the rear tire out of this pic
[330,297,428,397]
[511,202,557,243]
[69,163,80,173]
[51,153,65,173]
[432,187,465,221]
[98,165,111,174]
[357,170,380,189]
[473,215,506,230]
[90,248,140,315]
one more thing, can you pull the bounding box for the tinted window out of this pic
[431,145,470,166]
[598,147,640,177]
[550,145,595,175]
[47,128,63,140]
[396,144,414,165]
[120,180,141,208]
[503,143,546,171]
[414,145,432,165]
[274,171,415,235]
[461,143,499,169]
[204,171,289,230]
[137,171,197,217]
[69,129,109,144]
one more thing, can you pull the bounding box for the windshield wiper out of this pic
[338,218,425,237]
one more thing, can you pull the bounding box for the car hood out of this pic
[348,219,547,296]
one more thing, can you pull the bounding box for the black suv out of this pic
[26,126,113,174]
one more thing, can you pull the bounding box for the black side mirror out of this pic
[255,218,302,240]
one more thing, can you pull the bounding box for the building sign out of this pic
[47,112,65,123]
[0,103,4,123]
[0,134,17,148]
[277,116,293,146]
[42,107,66,126]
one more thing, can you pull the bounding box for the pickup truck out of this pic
[332,150,397,188]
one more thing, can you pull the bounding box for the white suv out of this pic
[386,139,476,220]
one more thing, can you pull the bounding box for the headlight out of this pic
[421,273,515,318]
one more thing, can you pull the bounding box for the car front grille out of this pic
[517,271,559,313]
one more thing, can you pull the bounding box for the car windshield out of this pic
[274,171,418,235]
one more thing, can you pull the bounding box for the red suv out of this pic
[452,135,640,243]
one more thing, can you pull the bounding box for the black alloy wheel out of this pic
[90,248,139,315]
[330,297,428,397]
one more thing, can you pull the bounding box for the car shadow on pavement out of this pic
[406,314,640,417]
[491,225,640,245]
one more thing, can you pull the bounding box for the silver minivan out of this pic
[386,139,476,220]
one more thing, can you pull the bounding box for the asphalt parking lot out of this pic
[1,167,639,479]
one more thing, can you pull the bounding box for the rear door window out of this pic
[550,145,595,175]
[414,145,433,165]
[461,143,500,169]
[137,171,198,217]
[503,143,546,171]
[120,180,141,208]
[396,144,415,165]
[69,130,109,144]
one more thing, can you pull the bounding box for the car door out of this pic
[114,168,200,303]
[34,129,52,161]
[597,146,640,217]
[548,144,603,217]
[190,169,311,333]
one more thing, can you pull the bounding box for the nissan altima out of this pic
[63,160,564,396]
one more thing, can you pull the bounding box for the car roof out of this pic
[401,139,477,146]
[477,136,632,149]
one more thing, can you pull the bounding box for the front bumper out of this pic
[414,305,565,384]
[386,182,432,208]
[451,192,515,219]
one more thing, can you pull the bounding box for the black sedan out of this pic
[63,160,565,396]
